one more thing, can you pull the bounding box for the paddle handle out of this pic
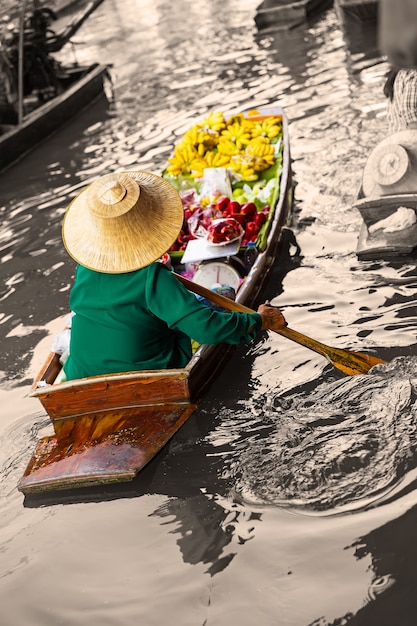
[175,272,258,314]
[174,272,332,355]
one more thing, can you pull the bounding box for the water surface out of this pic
[1,0,417,624]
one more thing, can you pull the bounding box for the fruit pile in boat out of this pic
[162,110,284,253]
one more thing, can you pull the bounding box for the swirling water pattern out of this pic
[231,357,417,513]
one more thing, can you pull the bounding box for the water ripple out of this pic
[230,357,417,514]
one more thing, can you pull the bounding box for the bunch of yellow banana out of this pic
[166,142,199,177]
[225,113,251,128]
[197,111,226,134]
[226,138,275,179]
[203,151,231,168]
[185,151,231,179]
[165,110,283,181]
[220,121,252,150]
[251,117,282,140]
[216,138,241,157]
[228,156,258,181]
[245,137,276,167]
[183,126,219,155]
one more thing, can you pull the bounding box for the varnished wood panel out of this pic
[32,369,190,422]
[18,403,196,493]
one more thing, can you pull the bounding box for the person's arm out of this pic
[146,264,285,345]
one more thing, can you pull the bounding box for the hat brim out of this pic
[62,171,184,273]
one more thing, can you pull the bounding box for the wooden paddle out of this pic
[175,273,386,375]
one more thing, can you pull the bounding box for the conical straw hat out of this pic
[362,130,417,197]
[62,171,184,273]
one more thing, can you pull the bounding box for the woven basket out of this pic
[362,130,417,198]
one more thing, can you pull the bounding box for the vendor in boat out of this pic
[5,6,61,106]
[61,171,287,381]
[0,47,18,125]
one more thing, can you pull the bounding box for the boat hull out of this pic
[0,63,111,172]
[335,0,378,22]
[19,403,196,493]
[255,0,332,29]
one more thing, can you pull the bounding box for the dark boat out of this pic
[0,0,105,50]
[335,0,379,60]
[0,0,110,172]
[335,0,378,22]
[18,106,294,495]
[0,62,111,172]
[54,0,94,17]
[255,0,333,30]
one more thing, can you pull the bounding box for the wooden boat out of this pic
[0,62,111,172]
[18,106,293,495]
[46,0,106,52]
[255,0,333,30]
[335,0,379,59]
[335,0,378,22]
[0,0,105,49]
[0,0,110,172]
[54,0,94,17]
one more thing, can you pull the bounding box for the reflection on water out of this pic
[344,506,417,625]
[150,494,260,576]
[335,0,381,78]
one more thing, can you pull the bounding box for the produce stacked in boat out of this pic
[162,110,283,253]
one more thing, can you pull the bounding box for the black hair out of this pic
[383,68,399,101]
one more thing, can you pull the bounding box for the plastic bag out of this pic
[198,168,233,200]
[188,205,220,238]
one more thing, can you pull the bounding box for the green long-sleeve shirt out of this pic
[63,262,262,380]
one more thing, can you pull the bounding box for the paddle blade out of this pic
[276,327,386,375]
[312,347,385,376]
[324,349,385,376]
